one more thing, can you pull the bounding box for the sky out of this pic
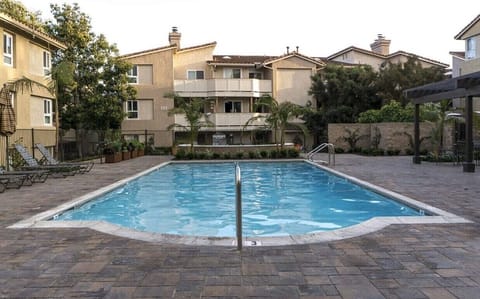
[18,0,480,67]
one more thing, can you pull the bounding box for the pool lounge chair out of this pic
[0,173,28,188]
[13,144,80,177]
[0,167,49,184]
[35,143,94,174]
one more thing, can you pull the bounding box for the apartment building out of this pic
[328,34,449,71]
[121,27,325,147]
[0,13,66,167]
[451,14,480,113]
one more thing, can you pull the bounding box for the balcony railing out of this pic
[174,113,267,131]
[174,79,272,98]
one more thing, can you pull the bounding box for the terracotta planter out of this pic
[105,152,122,163]
[131,150,138,158]
[137,149,144,156]
[122,151,131,160]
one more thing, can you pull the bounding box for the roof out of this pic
[208,52,326,67]
[449,51,465,59]
[405,70,480,103]
[0,13,66,50]
[121,42,216,59]
[454,14,480,40]
[264,52,326,67]
[327,45,448,68]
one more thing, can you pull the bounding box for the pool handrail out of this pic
[307,143,335,165]
[235,162,242,250]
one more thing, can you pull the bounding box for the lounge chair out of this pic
[0,173,28,188]
[0,167,49,183]
[35,143,94,174]
[14,144,80,177]
[0,180,5,193]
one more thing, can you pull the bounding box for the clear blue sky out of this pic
[19,0,480,66]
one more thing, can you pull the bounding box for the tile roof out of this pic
[121,42,216,59]
[449,51,465,59]
[328,46,448,68]
[208,55,277,65]
[0,13,66,50]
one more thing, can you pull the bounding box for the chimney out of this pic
[370,34,391,55]
[169,26,181,48]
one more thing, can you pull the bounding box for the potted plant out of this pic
[135,140,145,156]
[122,145,131,160]
[104,141,122,163]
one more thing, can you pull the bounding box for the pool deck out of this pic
[1,155,480,298]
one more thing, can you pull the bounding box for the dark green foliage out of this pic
[260,150,269,158]
[235,152,244,159]
[377,56,446,106]
[309,64,381,124]
[44,3,136,132]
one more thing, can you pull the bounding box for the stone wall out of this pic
[328,122,437,153]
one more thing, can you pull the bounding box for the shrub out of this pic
[223,152,231,159]
[405,148,414,155]
[175,149,186,160]
[260,150,269,158]
[279,149,288,158]
[270,150,278,158]
[287,149,299,158]
[185,152,195,160]
[248,151,257,159]
[334,147,345,154]
[212,152,221,159]
[386,149,401,156]
[235,152,244,159]
[196,152,207,159]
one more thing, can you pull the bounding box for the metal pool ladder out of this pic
[307,143,335,165]
[235,162,242,250]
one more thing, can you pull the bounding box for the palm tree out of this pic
[245,95,310,150]
[167,95,213,153]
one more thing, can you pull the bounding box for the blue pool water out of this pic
[55,162,422,237]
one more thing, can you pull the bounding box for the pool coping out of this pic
[8,159,472,247]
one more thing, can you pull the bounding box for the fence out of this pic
[0,129,172,168]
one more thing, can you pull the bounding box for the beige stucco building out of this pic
[0,13,66,167]
[451,14,480,113]
[121,27,325,148]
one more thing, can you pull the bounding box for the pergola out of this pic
[405,71,480,173]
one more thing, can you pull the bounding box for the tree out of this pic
[44,3,136,156]
[309,64,381,124]
[167,96,213,153]
[376,56,446,106]
[0,0,44,31]
[245,95,310,149]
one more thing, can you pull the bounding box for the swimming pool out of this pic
[10,160,470,246]
[53,161,422,237]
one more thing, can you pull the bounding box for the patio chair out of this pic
[0,180,5,193]
[0,173,28,189]
[0,167,49,184]
[35,143,94,174]
[13,144,80,177]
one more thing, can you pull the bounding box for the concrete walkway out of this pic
[0,155,479,298]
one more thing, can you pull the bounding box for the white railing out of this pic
[307,143,335,165]
[174,78,272,97]
[174,113,267,131]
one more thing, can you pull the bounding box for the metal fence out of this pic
[0,129,172,168]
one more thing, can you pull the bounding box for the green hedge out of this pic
[174,149,300,160]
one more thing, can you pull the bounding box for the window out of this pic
[3,32,13,66]
[43,51,51,75]
[249,72,262,79]
[187,70,204,80]
[127,100,138,119]
[44,99,52,125]
[466,38,476,59]
[224,68,241,79]
[224,101,241,113]
[127,65,138,83]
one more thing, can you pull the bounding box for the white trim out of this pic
[187,69,205,80]
[126,99,138,119]
[3,32,13,66]
[42,50,51,76]
[43,99,52,126]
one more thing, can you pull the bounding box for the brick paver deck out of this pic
[0,155,479,298]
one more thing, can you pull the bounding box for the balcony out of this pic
[174,113,267,132]
[174,79,272,98]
